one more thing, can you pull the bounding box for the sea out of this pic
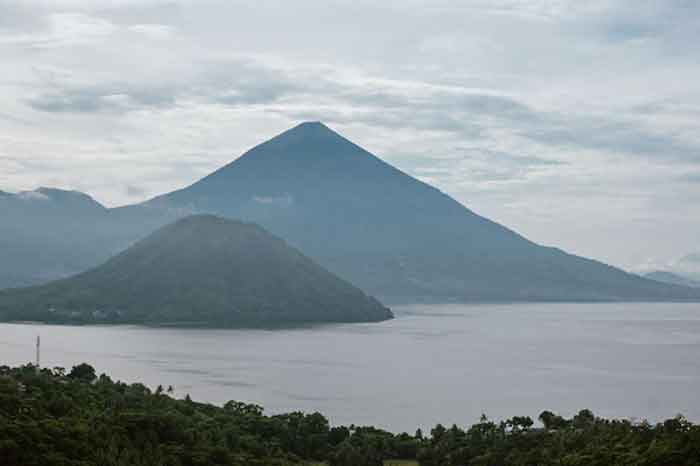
[1,302,699,432]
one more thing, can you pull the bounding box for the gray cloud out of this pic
[27,84,178,113]
[527,116,700,163]
[253,194,293,206]
[459,148,563,167]
[125,184,147,198]
[0,1,47,32]
[1,0,699,272]
[204,61,303,107]
[18,17,700,169]
[677,172,700,183]
[26,59,302,113]
[663,252,700,279]
[682,253,700,264]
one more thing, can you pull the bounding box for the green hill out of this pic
[0,215,392,326]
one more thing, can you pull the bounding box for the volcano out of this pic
[3,121,700,303]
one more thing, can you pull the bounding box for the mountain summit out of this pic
[147,121,530,269]
[0,215,392,325]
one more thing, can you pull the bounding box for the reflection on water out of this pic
[1,302,699,431]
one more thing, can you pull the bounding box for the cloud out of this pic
[682,253,700,263]
[0,12,116,48]
[205,61,303,107]
[253,194,293,206]
[125,184,147,198]
[1,0,700,272]
[677,172,700,183]
[127,24,173,39]
[27,84,178,113]
[579,1,700,47]
[15,190,50,201]
[646,252,700,279]
[527,115,700,163]
[25,59,301,114]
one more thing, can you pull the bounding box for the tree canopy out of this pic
[0,363,698,466]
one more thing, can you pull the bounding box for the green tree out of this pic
[68,363,96,382]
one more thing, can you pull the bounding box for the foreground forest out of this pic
[1,364,699,466]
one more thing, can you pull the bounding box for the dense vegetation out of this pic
[0,215,392,326]
[1,363,699,465]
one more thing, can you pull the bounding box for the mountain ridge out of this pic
[2,121,700,302]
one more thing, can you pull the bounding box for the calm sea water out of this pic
[1,302,699,432]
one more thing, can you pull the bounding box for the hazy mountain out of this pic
[0,215,392,326]
[674,253,700,281]
[136,122,700,302]
[0,187,176,288]
[2,122,700,302]
[643,271,700,288]
[0,188,110,288]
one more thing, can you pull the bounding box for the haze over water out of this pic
[2,302,699,432]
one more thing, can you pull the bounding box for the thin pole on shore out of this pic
[35,335,40,372]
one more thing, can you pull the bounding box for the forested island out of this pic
[0,215,392,327]
[1,363,698,465]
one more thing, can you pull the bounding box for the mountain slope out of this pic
[0,215,392,325]
[643,271,700,288]
[137,122,700,302]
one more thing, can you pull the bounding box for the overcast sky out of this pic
[1,0,699,274]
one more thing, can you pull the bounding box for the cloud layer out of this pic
[1,0,698,271]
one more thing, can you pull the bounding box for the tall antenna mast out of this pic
[35,335,41,371]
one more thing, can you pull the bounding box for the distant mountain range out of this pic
[0,187,175,289]
[643,271,700,289]
[0,215,391,325]
[2,122,700,303]
[672,253,700,281]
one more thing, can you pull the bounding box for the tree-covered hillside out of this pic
[1,363,699,466]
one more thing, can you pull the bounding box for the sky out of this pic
[1,0,699,275]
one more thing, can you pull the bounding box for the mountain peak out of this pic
[271,120,345,145]
[164,213,265,236]
[296,120,327,128]
[289,121,335,134]
[37,187,105,209]
[184,120,377,181]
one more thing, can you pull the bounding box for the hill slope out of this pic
[0,215,392,325]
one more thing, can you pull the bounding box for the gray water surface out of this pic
[1,302,699,431]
